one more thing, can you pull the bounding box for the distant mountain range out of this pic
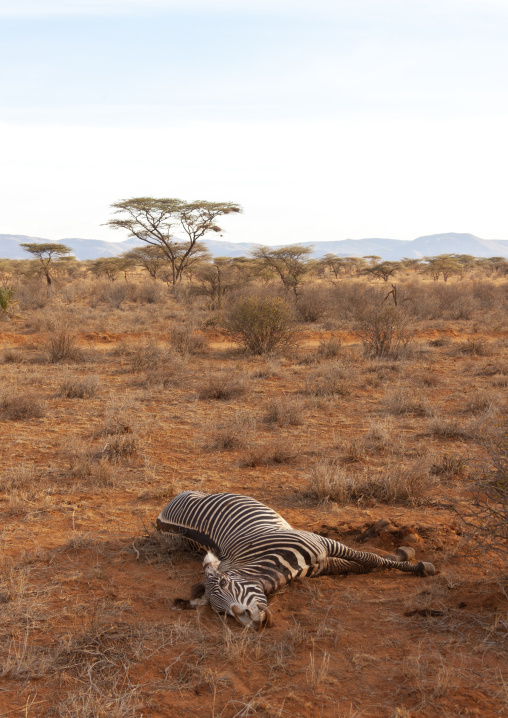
[2,232,508,261]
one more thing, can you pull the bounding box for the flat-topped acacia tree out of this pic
[20,242,73,285]
[106,197,242,285]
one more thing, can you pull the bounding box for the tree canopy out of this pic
[106,197,241,284]
[20,242,73,285]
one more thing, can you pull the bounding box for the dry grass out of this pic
[305,458,435,505]
[240,438,297,467]
[205,413,256,450]
[171,326,207,355]
[197,370,248,400]
[263,395,304,426]
[384,387,434,417]
[44,327,84,363]
[302,364,353,397]
[58,373,101,398]
[0,391,46,419]
[452,338,496,357]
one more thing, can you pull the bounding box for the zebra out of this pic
[156,490,435,630]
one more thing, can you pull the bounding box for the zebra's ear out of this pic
[203,552,220,571]
[260,604,274,628]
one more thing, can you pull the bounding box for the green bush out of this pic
[0,285,17,316]
[226,297,295,354]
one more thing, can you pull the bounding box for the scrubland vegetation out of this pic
[0,248,507,717]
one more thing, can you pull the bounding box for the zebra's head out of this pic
[203,552,271,630]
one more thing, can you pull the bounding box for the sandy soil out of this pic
[0,314,507,717]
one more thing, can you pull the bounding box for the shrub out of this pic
[303,365,353,397]
[305,459,433,505]
[458,418,508,558]
[463,390,497,415]
[317,337,343,359]
[206,413,256,450]
[384,387,433,417]
[240,438,296,467]
[353,306,413,359]
[59,374,100,398]
[452,338,495,357]
[295,285,330,323]
[263,396,304,426]
[0,285,17,316]
[197,371,247,400]
[0,393,46,420]
[171,326,206,355]
[44,328,82,363]
[226,297,296,355]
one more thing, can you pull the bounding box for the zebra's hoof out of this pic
[415,561,435,577]
[396,546,415,562]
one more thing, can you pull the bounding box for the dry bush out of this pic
[97,400,138,437]
[415,369,442,387]
[474,360,508,376]
[363,419,394,453]
[251,357,281,378]
[197,370,247,400]
[295,285,331,323]
[305,459,434,505]
[1,348,25,364]
[317,337,343,359]
[14,279,50,310]
[303,364,353,397]
[384,387,434,417]
[44,327,83,363]
[140,362,184,390]
[88,281,129,309]
[0,392,46,420]
[430,453,468,478]
[337,438,368,464]
[491,375,508,388]
[171,326,206,355]
[130,281,166,305]
[353,306,414,359]
[128,341,172,372]
[427,416,475,439]
[58,373,100,398]
[457,418,508,559]
[240,438,296,467]
[205,413,256,450]
[263,395,304,426]
[102,434,139,462]
[463,390,498,415]
[225,296,296,354]
[452,338,496,357]
[304,460,361,503]
[64,440,118,486]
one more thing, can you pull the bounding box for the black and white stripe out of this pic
[156,491,434,628]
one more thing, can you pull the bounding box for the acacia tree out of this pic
[106,197,241,285]
[20,242,73,285]
[124,246,167,280]
[251,244,313,297]
[363,260,402,282]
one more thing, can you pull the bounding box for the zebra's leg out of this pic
[318,556,433,577]
[315,537,435,577]
[173,582,209,610]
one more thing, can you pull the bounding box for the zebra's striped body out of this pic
[156,491,434,629]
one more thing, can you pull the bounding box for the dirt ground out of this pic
[1,290,507,717]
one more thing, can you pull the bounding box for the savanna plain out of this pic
[1,262,507,718]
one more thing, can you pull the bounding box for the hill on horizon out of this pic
[2,232,508,261]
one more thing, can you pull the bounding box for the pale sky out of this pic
[1,0,507,244]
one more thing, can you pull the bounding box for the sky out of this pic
[0,0,507,245]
